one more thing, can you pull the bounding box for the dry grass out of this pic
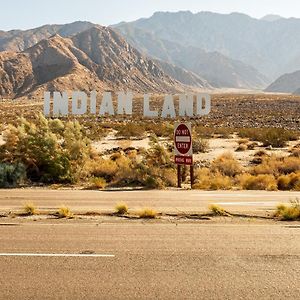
[138,208,157,219]
[275,199,300,220]
[208,204,229,216]
[116,123,145,139]
[115,202,128,215]
[57,206,73,218]
[237,173,277,191]
[193,168,233,190]
[23,202,36,215]
[277,172,300,191]
[238,128,298,148]
[251,156,300,176]
[91,177,107,189]
[210,152,242,177]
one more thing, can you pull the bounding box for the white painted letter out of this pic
[44,92,51,116]
[90,90,97,114]
[161,95,176,118]
[143,94,158,117]
[196,94,211,116]
[53,91,69,116]
[72,91,87,115]
[117,91,133,115]
[179,94,194,117]
[99,92,114,116]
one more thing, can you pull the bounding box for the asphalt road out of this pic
[0,220,300,299]
[1,189,300,215]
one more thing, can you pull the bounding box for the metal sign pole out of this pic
[190,165,194,189]
[177,164,182,188]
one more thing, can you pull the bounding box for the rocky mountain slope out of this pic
[153,59,211,89]
[114,11,300,80]
[0,26,184,99]
[0,21,95,52]
[114,24,268,89]
[265,70,300,94]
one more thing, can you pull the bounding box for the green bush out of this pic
[238,128,298,148]
[0,163,26,188]
[0,114,91,183]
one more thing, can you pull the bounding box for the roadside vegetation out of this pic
[1,114,300,191]
[115,202,128,215]
[56,206,73,218]
[274,200,300,221]
[208,204,229,216]
[138,208,157,219]
[23,202,37,216]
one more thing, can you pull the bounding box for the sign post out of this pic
[174,122,194,188]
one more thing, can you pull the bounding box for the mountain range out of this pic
[1,11,300,98]
[0,24,188,99]
[114,11,300,80]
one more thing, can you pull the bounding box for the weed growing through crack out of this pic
[23,202,36,216]
[139,208,157,219]
[57,206,73,218]
[209,204,229,216]
[115,202,128,215]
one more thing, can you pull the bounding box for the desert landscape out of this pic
[1,4,300,299]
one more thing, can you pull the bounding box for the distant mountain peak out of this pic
[261,14,283,22]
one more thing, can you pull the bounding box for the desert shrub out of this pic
[254,150,268,157]
[238,128,298,148]
[235,144,248,152]
[23,202,36,215]
[115,202,128,215]
[251,156,300,176]
[209,204,228,216]
[278,157,300,174]
[91,177,107,189]
[89,159,118,181]
[57,206,73,218]
[0,114,92,183]
[161,168,177,187]
[251,156,281,176]
[246,142,258,150]
[210,152,242,177]
[48,119,64,135]
[194,126,234,139]
[138,208,157,219]
[237,173,277,191]
[116,123,145,139]
[193,137,209,153]
[0,163,26,188]
[145,122,173,138]
[193,168,233,190]
[146,136,172,167]
[290,148,300,157]
[275,200,300,220]
[277,173,300,191]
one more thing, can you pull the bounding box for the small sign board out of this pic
[174,122,193,165]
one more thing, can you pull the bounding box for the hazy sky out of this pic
[1,0,300,31]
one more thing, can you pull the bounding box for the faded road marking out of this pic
[0,253,115,258]
[215,201,278,206]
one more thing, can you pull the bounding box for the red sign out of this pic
[175,155,193,165]
[175,123,192,155]
[174,122,193,165]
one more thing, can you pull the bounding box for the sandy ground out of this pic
[0,128,298,165]
[92,130,151,153]
[92,131,299,165]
